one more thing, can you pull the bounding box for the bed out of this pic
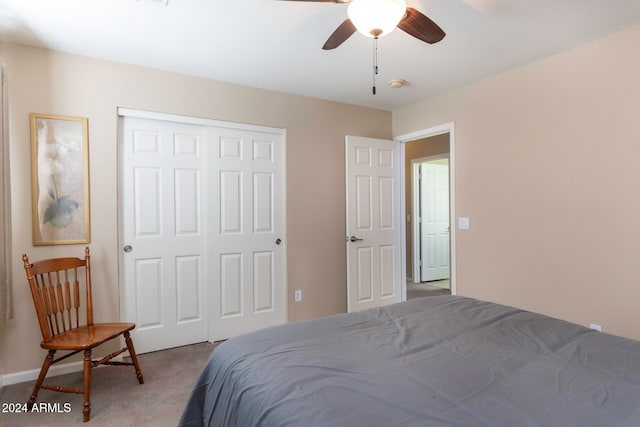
[179,295,640,427]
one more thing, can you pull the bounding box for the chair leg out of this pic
[27,350,55,409]
[82,349,92,422]
[124,331,144,384]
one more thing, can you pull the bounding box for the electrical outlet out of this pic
[294,290,302,302]
[590,323,602,332]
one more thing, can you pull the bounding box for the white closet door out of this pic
[208,127,286,341]
[121,112,286,350]
[121,117,208,354]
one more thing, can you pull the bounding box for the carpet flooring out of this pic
[406,280,451,299]
[0,341,218,427]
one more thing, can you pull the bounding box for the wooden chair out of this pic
[22,247,144,422]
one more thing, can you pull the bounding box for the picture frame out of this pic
[30,113,90,245]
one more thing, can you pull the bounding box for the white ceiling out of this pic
[1,0,640,111]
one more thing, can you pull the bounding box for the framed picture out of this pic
[30,113,90,245]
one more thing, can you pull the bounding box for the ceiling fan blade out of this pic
[397,7,446,44]
[322,19,357,50]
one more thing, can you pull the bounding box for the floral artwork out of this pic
[30,114,90,245]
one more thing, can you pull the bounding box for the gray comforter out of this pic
[179,296,640,426]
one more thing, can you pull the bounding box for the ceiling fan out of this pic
[280,0,446,50]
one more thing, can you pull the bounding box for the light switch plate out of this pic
[458,217,470,230]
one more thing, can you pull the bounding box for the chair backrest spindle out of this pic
[48,272,61,335]
[74,268,80,328]
[63,269,72,328]
[55,271,66,332]
[85,247,93,326]
[44,273,58,335]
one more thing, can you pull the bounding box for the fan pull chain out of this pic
[372,37,379,95]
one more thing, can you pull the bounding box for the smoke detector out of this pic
[388,79,407,89]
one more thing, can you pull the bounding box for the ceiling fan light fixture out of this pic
[347,0,407,38]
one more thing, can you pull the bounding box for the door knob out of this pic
[349,236,363,242]
[123,245,133,253]
[275,238,282,245]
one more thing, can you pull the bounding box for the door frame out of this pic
[116,107,288,343]
[411,154,449,283]
[396,122,456,300]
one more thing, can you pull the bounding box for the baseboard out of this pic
[1,355,125,387]
[1,361,84,387]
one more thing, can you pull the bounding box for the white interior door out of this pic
[420,162,450,282]
[346,136,402,312]
[121,117,208,354]
[208,127,286,341]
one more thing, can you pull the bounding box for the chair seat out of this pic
[41,323,136,350]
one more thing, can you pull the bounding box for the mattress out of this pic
[179,295,640,426]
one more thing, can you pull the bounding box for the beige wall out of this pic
[394,24,640,341]
[404,134,450,277]
[0,43,391,376]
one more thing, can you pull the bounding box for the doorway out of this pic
[413,156,450,285]
[396,123,456,300]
